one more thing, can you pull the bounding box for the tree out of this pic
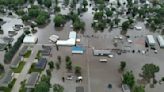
[82,0,88,9]
[142,64,159,82]
[120,61,126,71]
[37,0,43,4]
[43,0,52,8]
[73,20,85,31]
[64,0,69,6]
[53,84,64,92]
[75,66,81,76]
[57,56,61,63]
[48,61,54,69]
[0,63,4,73]
[54,14,65,27]
[106,9,113,17]
[133,85,145,92]
[34,81,50,92]
[114,18,120,26]
[65,56,71,62]
[94,11,104,20]
[122,21,130,31]
[46,69,51,76]
[66,61,72,70]
[122,71,135,88]
[55,62,60,70]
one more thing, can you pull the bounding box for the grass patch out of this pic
[24,50,32,58]
[0,78,16,92]
[12,61,25,73]
[35,50,41,59]
[28,63,43,73]
[19,80,26,92]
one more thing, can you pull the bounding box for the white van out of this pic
[99,59,107,63]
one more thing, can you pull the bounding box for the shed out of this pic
[93,49,111,56]
[26,72,39,88]
[157,35,164,48]
[10,56,22,68]
[23,35,38,44]
[72,46,84,54]
[146,35,156,46]
[49,35,59,42]
[1,70,13,87]
[35,58,47,69]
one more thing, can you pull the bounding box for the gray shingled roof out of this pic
[26,72,39,88]
[1,70,13,87]
[10,56,22,68]
[19,46,28,56]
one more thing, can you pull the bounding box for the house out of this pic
[26,72,40,88]
[19,46,28,56]
[10,56,22,68]
[40,45,52,56]
[35,58,47,69]
[1,70,13,87]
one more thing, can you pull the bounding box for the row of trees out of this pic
[4,34,25,63]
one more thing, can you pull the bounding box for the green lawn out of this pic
[12,62,25,73]
[0,78,16,92]
[24,50,32,58]
[35,50,41,59]
[28,63,43,73]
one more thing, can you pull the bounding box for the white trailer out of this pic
[157,35,164,48]
[146,35,156,46]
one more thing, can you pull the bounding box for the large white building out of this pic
[56,31,77,46]
[23,35,38,44]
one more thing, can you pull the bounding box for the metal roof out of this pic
[93,49,111,56]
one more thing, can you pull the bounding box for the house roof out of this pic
[26,72,39,88]
[35,58,47,69]
[19,46,28,56]
[1,70,13,87]
[10,56,21,68]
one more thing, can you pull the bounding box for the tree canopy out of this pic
[122,71,135,88]
[142,64,159,81]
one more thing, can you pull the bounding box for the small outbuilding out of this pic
[49,35,59,43]
[146,35,156,46]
